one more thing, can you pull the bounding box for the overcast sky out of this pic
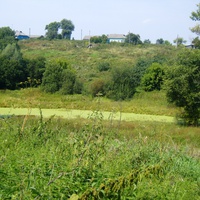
[0,0,199,44]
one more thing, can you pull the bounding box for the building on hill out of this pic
[83,35,92,41]
[15,31,29,40]
[107,34,126,43]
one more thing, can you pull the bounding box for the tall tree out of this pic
[125,33,142,45]
[60,19,75,39]
[45,21,60,40]
[190,3,200,35]
[156,38,164,44]
[173,37,187,46]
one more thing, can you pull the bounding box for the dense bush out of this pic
[22,56,46,87]
[105,66,137,100]
[141,63,165,91]
[166,49,200,126]
[0,27,16,50]
[90,78,105,97]
[0,43,27,89]
[0,56,27,89]
[41,59,82,94]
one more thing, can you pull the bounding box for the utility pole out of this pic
[89,30,91,46]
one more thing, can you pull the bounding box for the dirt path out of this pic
[0,107,175,123]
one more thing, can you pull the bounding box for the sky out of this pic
[0,0,199,44]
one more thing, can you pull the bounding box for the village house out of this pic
[107,34,126,43]
[15,31,29,40]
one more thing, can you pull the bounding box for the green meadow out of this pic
[0,40,199,199]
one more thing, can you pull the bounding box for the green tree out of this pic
[156,38,164,44]
[106,66,138,100]
[125,33,142,45]
[0,27,16,50]
[173,37,187,46]
[60,19,75,39]
[24,56,46,87]
[143,39,151,44]
[141,63,164,91]
[90,35,108,44]
[41,59,81,94]
[0,56,27,89]
[45,21,60,40]
[190,3,200,35]
[192,37,200,48]
[1,43,22,60]
[166,49,200,126]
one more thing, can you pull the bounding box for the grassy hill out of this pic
[19,39,178,83]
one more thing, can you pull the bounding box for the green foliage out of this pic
[60,19,75,40]
[45,19,75,40]
[156,38,164,44]
[141,63,165,91]
[125,33,142,44]
[41,59,81,94]
[143,39,151,44]
[90,79,105,97]
[190,3,200,35]
[97,62,110,72]
[0,26,16,50]
[1,43,22,60]
[90,35,108,44]
[45,21,60,40]
[41,59,65,93]
[0,55,27,89]
[20,56,46,87]
[173,37,187,46]
[60,68,76,94]
[192,37,200,48]
[166,49,200,126]
[105,55,168,100]
[0,115,199,199]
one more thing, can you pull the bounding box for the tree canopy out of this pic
[190,3,200,35]
[125,33,142,45]
[45,19,75,40]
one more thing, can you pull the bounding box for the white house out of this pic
[107,34,126,43]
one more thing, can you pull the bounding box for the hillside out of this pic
[19,39,178,82]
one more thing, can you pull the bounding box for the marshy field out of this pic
[0,40,200,199]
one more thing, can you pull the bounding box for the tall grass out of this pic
[0,112,199,199]
[0,88,178,116]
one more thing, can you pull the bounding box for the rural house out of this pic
[15,31,29,40]
[83,35,92,41]
[107,34,126,43]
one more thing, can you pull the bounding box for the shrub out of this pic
[141,63,164,91]
[0,56,27,89]
[41,59,80,95]
[97,62,110,72]
[90,79,105,97]
[166,49,200,126]
[106,66,137,100]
